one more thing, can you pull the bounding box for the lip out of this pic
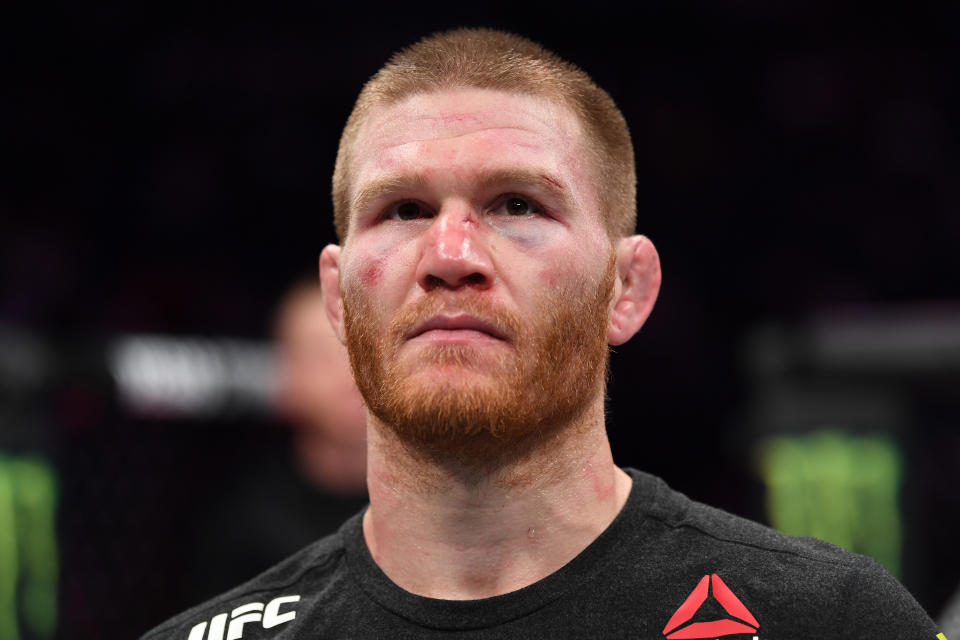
[405,314,509,343]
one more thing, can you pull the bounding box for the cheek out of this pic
[344,234,417,300]
[361,258,385,287]
[538,267,558,287]
[535,237,609,289]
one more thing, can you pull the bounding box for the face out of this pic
[334,88,617,462]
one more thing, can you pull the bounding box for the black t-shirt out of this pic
[143,469,943,639]
[186,450,367,603]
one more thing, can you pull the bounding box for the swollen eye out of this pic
[396,202,421,220]
[505,197,531,215]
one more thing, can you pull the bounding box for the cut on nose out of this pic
[416,212,494,290]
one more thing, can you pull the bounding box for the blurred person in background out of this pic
[187,280,367,601]
[273,280,368,496]
[147,29,943,639]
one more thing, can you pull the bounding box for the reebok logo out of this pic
[187,595,300,640]
[663,574,759,639]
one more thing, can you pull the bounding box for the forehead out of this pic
[349,88,591,195]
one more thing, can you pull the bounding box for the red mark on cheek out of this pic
[539,268,557,287]
[361,260,385,287]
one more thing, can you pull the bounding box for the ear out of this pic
[319,244,347,344]
[608,235,661,346]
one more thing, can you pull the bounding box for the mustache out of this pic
[387,294,523,345]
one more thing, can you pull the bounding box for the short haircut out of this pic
[332,28,636,242]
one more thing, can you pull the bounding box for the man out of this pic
[144,29,943,639]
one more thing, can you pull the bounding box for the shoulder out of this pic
[640,468,886,573]
[140,530,347,640]
[628,470,938,634]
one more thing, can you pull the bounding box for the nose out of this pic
[415,204,494,291]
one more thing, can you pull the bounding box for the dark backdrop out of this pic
[2,2,958,637]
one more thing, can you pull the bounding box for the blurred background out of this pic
[2,2,959,637]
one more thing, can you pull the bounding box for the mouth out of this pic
[405,313,509,343]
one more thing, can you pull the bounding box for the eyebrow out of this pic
[475,168,570,205]
[350,168,572,216]
[352,174,429,217]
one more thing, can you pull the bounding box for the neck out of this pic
[362,398,632,600]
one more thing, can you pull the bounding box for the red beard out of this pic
[343,254,615,468]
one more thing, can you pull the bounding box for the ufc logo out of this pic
[187,595,300,640]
